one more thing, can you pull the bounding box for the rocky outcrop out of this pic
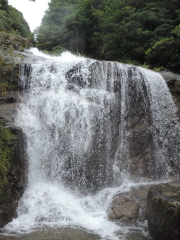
[160,71,180,87]
[0,123,27,228]
[0,34,29,100]
[0,32,30,51]
[0,33,42,97]
[126,233,149,240]
[0,228,100,240]
[160,71,180,120]
[0,95,26,227]
[108,191,139,223]
[0,91,26,228]
[146,181,180,240]
[0,33,30,228]
[108,185,151,224]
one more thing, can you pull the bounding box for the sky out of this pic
[8,0,51,32]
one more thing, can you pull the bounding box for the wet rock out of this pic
[65,59,94,89]
[63,61,180,193]
[0,228,100,240]
[146,180,180,240]
[108,192,139,223]
[164,71,180,120]
[126,232,149,240]
[108,185,152,224]
[66,84,80,94]
[0,97,5,105]
[5,97,17,103]
[160,71,180,87]
[0,33,29,227]
[66,72,85,89]
[58,61,123,194]
[0,97,17,105]
[122,68,154,178]
[131,185,151,222]
[65,60,122,92]
[0,33,31,95]
[18,63,32,91]
[0,96,20,124]
[114,80,121,92]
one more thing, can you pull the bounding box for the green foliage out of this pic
[36,0,180,72]
[146,37,180,72]
[0,0,31,37]
[0,124,14,188]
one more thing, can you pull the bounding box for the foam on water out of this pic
[4,179,154,239]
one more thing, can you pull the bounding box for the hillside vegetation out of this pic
[36,0,180,72]
[0,0,30,37]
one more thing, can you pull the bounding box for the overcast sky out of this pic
[8,0,51,31]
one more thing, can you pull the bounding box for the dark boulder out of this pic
[108,191,139,223]
[146,181,180,240]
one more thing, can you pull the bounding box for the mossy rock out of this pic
[0,124,27,227]
[0,32,30,96]
[147,181,180,240]
[0,32,30,51]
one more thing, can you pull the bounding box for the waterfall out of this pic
[3,49,180,239]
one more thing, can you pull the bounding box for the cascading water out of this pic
[2,49,180,239]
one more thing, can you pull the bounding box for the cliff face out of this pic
[0,33,29,227]
[1,35,180,230]
[65,61,180,190]
[0,124,27,227]
[147,181,180,240]
[160,71,180,120]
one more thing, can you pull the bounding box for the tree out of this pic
[35,0,180,72]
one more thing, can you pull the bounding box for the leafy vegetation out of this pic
[36,0,180,72]
[0,0,31,37]
[0,0,31,97]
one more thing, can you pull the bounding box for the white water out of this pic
[2,49,180,239]
[140,67,180,177]
[4,50,122,239]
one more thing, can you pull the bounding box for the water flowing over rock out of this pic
[2,49,180,239]
[18,57,180,194]
[65,60,180,185]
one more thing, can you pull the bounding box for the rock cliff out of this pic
[0,33,30,227]
[160,71,180,120]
